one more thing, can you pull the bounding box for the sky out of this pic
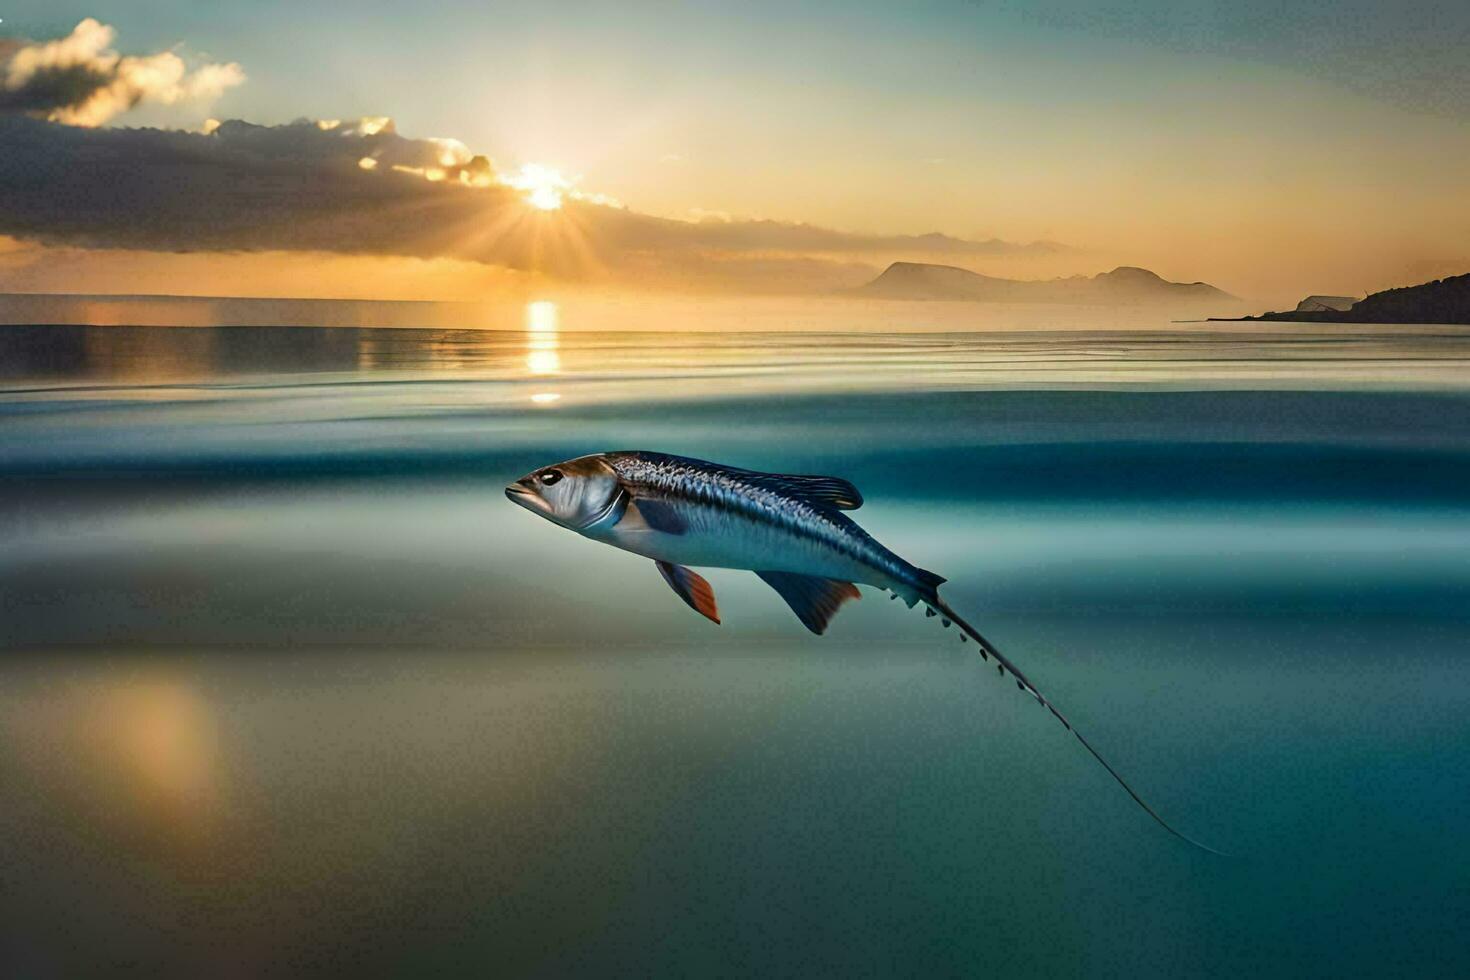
[1,2,1468,304]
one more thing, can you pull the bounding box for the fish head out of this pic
[505,453,625,532]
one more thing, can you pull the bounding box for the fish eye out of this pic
[539,469,563,486]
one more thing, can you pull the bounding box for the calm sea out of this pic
[2,298,1469,976]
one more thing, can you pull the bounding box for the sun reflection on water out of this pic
[3,672,223,841]
[524,300,561,383]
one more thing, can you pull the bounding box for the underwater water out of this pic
[2,310,1469,976]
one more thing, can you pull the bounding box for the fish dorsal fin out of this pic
[756,571,861,634]
[625,453,863,510]
[656,561,720,624]
[753,474,864,510]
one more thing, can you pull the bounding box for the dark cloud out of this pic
[0,114,1062,287]
[0,19,244,127]
[0,55,111,116]
[0,116,548,268]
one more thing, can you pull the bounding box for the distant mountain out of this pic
[1233,273,1470,324]
[859,262,1018,300]
[857,262,1234,304]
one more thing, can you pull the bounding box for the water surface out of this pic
[2,308,1469,976]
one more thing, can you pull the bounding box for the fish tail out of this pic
[927,594,1228,857]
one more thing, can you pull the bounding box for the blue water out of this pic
[2,318,1469,976]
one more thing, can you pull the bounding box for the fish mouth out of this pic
[506,481,574,529]
[504,483,540,510]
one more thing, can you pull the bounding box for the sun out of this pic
[502,163,570,211]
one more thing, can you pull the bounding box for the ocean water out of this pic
[2,307,1470,977]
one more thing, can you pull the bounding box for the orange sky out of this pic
[2,9,1468,308]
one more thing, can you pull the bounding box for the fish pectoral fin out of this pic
[656,561,720,624]
[631,498,689,535]
[755,571,861,635]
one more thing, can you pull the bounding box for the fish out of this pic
[506,450,1222,854]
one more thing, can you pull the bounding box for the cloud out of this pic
[0,21,1060,289]
[0,114,515,251]
[0,113,1062,289]
[0,18,244,127]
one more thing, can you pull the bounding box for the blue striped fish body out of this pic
[506,450,942,630]
[593,452,937,603]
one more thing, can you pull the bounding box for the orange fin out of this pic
[755,571,860,634]
[655,561,720,624]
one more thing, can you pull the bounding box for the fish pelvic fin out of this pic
[927,594,1228,857]
[655,561,720,625]
[756,571,861,634]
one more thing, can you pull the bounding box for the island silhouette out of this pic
[1222,273,1470,325]
[857,261,1234,305]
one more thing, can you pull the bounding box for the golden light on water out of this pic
[3,673,223,837]
[526,350,560,373]
[525,300,561,377]
[111,680,218,816]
